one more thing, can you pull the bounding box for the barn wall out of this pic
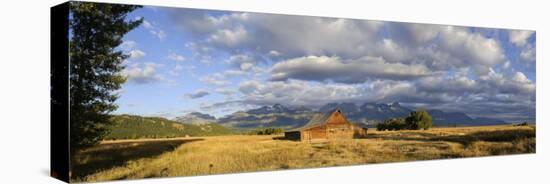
[302,125,327,141]
[326,124,354,139]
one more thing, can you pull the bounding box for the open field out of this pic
[72,125,535,182]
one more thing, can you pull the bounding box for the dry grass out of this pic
[72,125,535,182]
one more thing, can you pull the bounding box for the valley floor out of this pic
[72,125,535,182]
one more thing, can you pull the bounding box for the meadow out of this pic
[72,125,535,182]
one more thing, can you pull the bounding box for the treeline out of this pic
[247,128,284,135]
[377,110,433,131]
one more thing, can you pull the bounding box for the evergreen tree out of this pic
[69,2,142,153]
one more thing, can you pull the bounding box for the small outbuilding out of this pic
[284,108,367,141]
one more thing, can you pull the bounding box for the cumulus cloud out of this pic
[119,40,146,60]
[223,70,247,77]
[143,20,167,40]
[185,90,210,99]
[128,49,146,60]
[120,40,137,50]
[520,44,535,62]
[438,26,505,68]
[270,55,434,83]
[215,87,237,96]
[479,69,535,95]
[121,63,163,84]
[239,80,262,94]
[185,42,213,64]
[237,80,365,107]
[168,64,183,76]
[163,8,535,121]
[509,30,534,47]
[200,73,229,86]
[208,25,248,47]
[268,50,281,57]
[170,10,383,59]
[167,52,185,62]
[225,54,257,71]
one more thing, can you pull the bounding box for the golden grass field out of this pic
[71,125,535,182]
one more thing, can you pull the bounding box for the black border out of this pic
[51,1,70,183]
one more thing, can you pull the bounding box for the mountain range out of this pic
[173,102,507,130]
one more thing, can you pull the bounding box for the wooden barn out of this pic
[284,109,367,141]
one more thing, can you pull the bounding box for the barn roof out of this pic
[287,108,348,132]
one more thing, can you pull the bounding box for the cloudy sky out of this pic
[114,6,536,122]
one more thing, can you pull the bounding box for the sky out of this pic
[113,5,536,122]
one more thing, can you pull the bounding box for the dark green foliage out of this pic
[104,115,233,140]
[405,110,433,130]
[377,110,433,131]
[513,122,529,126]
[377,118,406,131]
[248,128,284,135]
[68,2,142,153]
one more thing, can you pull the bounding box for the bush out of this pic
[377,110,432,131]
[250,128,284,135]
[513,122,529,126]
[377,118,406,131]
[405,110,433,130]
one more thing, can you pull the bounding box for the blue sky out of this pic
[113,6,536,122]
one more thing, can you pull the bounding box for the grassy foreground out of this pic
[72,125,535,182]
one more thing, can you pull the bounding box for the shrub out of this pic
[250,128,284,135]
[405,110,433,130]
[377,118,406,131]
[377,110,433,131]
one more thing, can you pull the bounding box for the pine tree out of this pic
[69,2,142,153]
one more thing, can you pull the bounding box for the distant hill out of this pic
[427,109,507,126]
[216,102,507,130]
[105,115,232,140]
[174,112,217,125]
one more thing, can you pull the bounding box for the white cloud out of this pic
[215,87,237,95]
[479,68,535,95]
[172,11,506,77]
[167,53,186,62]
[239,80,262,94]
[268,50,281,57]
[238,79,366,107]
[142,20,167,40]
[172,11,383,58]
[509,30,534,47]
[200,73,229,86]
[512,72,531,83]
[226,54,257,71]
[223,70,247,77]
[128,49,146,60]
[503,61,511,69]
[166,10,534,121]
[120,40,137,50]
[168,64,184,76]
[520,44,535,62]
[121,63,163,84]
[439,26,505,68]
[120,40,146,60]
[270,55,434,83]
[185,90,210,99]
[208,25,248,47]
